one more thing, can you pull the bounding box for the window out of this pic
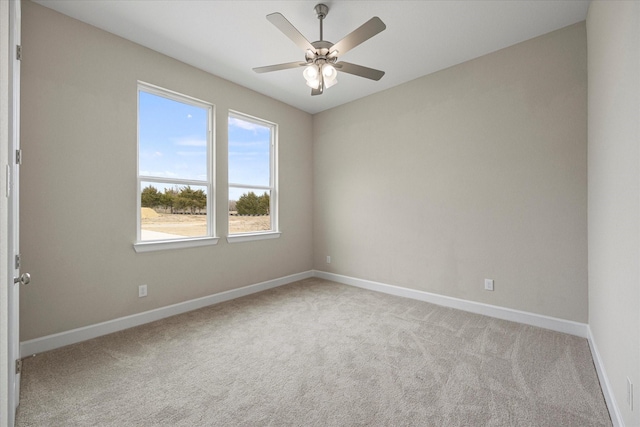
[135,82,217,252]
[228,111,279,242]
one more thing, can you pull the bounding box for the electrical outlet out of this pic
[138,284,147,298]
[628,377,634,411]
[484,279,494,291]
[326,256,331,264]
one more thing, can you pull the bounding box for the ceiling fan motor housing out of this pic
[306,41,337,64]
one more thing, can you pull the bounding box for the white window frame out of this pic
[134,82,218,253]
[227,110,280,243]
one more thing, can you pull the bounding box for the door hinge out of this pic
[16,45,22,61]
[15,359,22,374]
[15,149,22,165]
[15,254,20,269]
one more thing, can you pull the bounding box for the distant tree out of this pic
[258,192,270,215]
[160,189,177,213]
[190,188,207,212]
[236,192,259,215]
[228,200,237,212]
[141,185,160,208]
[236,192,269,215]
[173,186,206,213]
[173,195,187,213]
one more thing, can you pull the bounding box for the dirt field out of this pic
[141,212,271,237]
[228,215,271,234]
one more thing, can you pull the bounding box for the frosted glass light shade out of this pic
[305,78,320,89]
[303,65,321,89]
[322,64,338,88]
[303,65,319,81]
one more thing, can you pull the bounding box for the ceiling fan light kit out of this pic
[253,3,386,96]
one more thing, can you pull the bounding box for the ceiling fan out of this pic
[253,3,386,96]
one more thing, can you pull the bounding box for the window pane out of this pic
[139,91,208,182]
[140,181,208,241]
[229,189,271,234]
[228,116,271,187]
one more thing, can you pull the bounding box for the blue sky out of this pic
[138,91,208,181]
[228,115,271,201]
[139,90,272,202]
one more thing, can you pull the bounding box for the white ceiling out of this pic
[33,0,590,114]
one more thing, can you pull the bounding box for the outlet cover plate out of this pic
[484,279,494,291]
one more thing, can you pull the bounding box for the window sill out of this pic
[227,231,281,244]
[134,236,220,253]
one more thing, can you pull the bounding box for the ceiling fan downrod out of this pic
[308,4,336,65]
[305,4,337,93]
[315,4,329,41]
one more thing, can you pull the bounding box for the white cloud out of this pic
[229,151,261,157]
[177,151,206,156]
[228,117,268,132]
[175,137,206,147]
[229,140,264,147]
[140,150,163,159]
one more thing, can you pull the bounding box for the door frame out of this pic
[0,0,10,422]
[1,0,21,426]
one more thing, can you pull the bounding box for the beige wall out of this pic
[587,2,640,425]
[20,1,591,340]
[313,23,588,322]
[19,1,313,341]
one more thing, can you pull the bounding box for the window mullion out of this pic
[140,176,208,187]
[229,183,272,191]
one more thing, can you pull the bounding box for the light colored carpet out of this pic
[16,278,611,426]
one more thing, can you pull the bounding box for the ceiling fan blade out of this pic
[267,13,316,53]
[331,17,386,57]
[253,62,307,73]
[335,62,385,81]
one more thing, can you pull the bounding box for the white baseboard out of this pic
[22,269,617,424]
[21,268,589,353]
[313,270,589,338]
[315,271,623,424]
[20,270,314,357]
[587,326,623,427]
